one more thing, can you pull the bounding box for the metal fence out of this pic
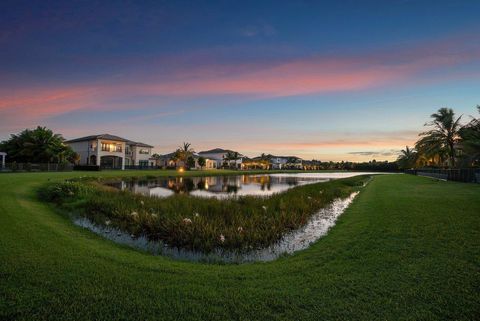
[124,165,162,170]
[405,168,480,183]
[1,163,74,172]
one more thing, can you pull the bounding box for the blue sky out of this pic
[1,0,479,160]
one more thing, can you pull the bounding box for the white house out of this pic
[198,148,244,169]
[66,134,153,169]
[269,156,289,169]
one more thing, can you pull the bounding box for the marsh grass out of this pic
[40,175,369,252]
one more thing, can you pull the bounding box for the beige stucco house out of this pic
[66,134,153,169]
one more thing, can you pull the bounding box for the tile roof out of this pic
[65,134,130,143]
[65,134,153,148]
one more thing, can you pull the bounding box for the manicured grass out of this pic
[1,171,479,320]
[40,175,368,252]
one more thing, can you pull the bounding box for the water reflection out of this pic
[107,175,330,198]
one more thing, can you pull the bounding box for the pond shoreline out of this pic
[40,174,372,256]
[73,191,360,263]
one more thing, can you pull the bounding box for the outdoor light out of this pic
[178,167,184,173]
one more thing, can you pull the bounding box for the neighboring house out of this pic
[66,134,153,169]
[198,148,245,169]
[151,152,217,169]
[285,156,304,169]
[249,154,304,170]
[269,156,289,169]
[150,152,178,168]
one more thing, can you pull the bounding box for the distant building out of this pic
[248,154,304,170]
[198,148,245,169]
[66,134,153,169]
[151,152,217,169]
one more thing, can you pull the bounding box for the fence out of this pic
[405,168,480,183]
[1,162,74,172]
[124,165,162,170]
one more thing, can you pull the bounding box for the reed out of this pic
[40,175,370,253]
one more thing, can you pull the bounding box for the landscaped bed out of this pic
[39,175,370,253]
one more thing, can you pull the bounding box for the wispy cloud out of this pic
[348,150,401,157]
[1,31,479,131]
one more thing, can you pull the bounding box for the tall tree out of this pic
[186,156,196,169]
[197,156,206,170]
[0,126,78,163]
[175,142,194,163]
[396,146,417,169]
[459,105,480,166]
[416,108,462,168]
[223,151,239,169]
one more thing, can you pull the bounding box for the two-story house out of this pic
[66,134,153,169]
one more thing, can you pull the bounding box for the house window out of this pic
[139,160,149,166]
[139,148,150,155]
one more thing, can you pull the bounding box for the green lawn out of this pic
[1,171,479,320]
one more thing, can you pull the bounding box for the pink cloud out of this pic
[1,31,479,129]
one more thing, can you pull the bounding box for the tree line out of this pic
[0,126,78,164]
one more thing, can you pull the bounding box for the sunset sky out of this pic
[1,0,479,161]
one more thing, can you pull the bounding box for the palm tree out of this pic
[459,105,480,166]
[223,151,239,169]
[396,146,417,169]
[416,108,462,168]
[176,142,195,162]
[259,153,270,169]
[174,142,195,168]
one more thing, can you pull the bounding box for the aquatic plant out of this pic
[40,175,369,253]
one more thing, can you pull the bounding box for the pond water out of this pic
[105,172,377,199]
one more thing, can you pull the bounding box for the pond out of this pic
[71,172,379,263]
[105,172,377,199]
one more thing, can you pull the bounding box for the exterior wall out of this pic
[270,157,288,169]
[205,159,217,169]
[67,141,93,165]
[131,145,151,165]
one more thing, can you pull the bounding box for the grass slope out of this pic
[0,171,479,320]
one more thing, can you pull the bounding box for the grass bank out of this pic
[40,175,368,253]
[1,171,479,320]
